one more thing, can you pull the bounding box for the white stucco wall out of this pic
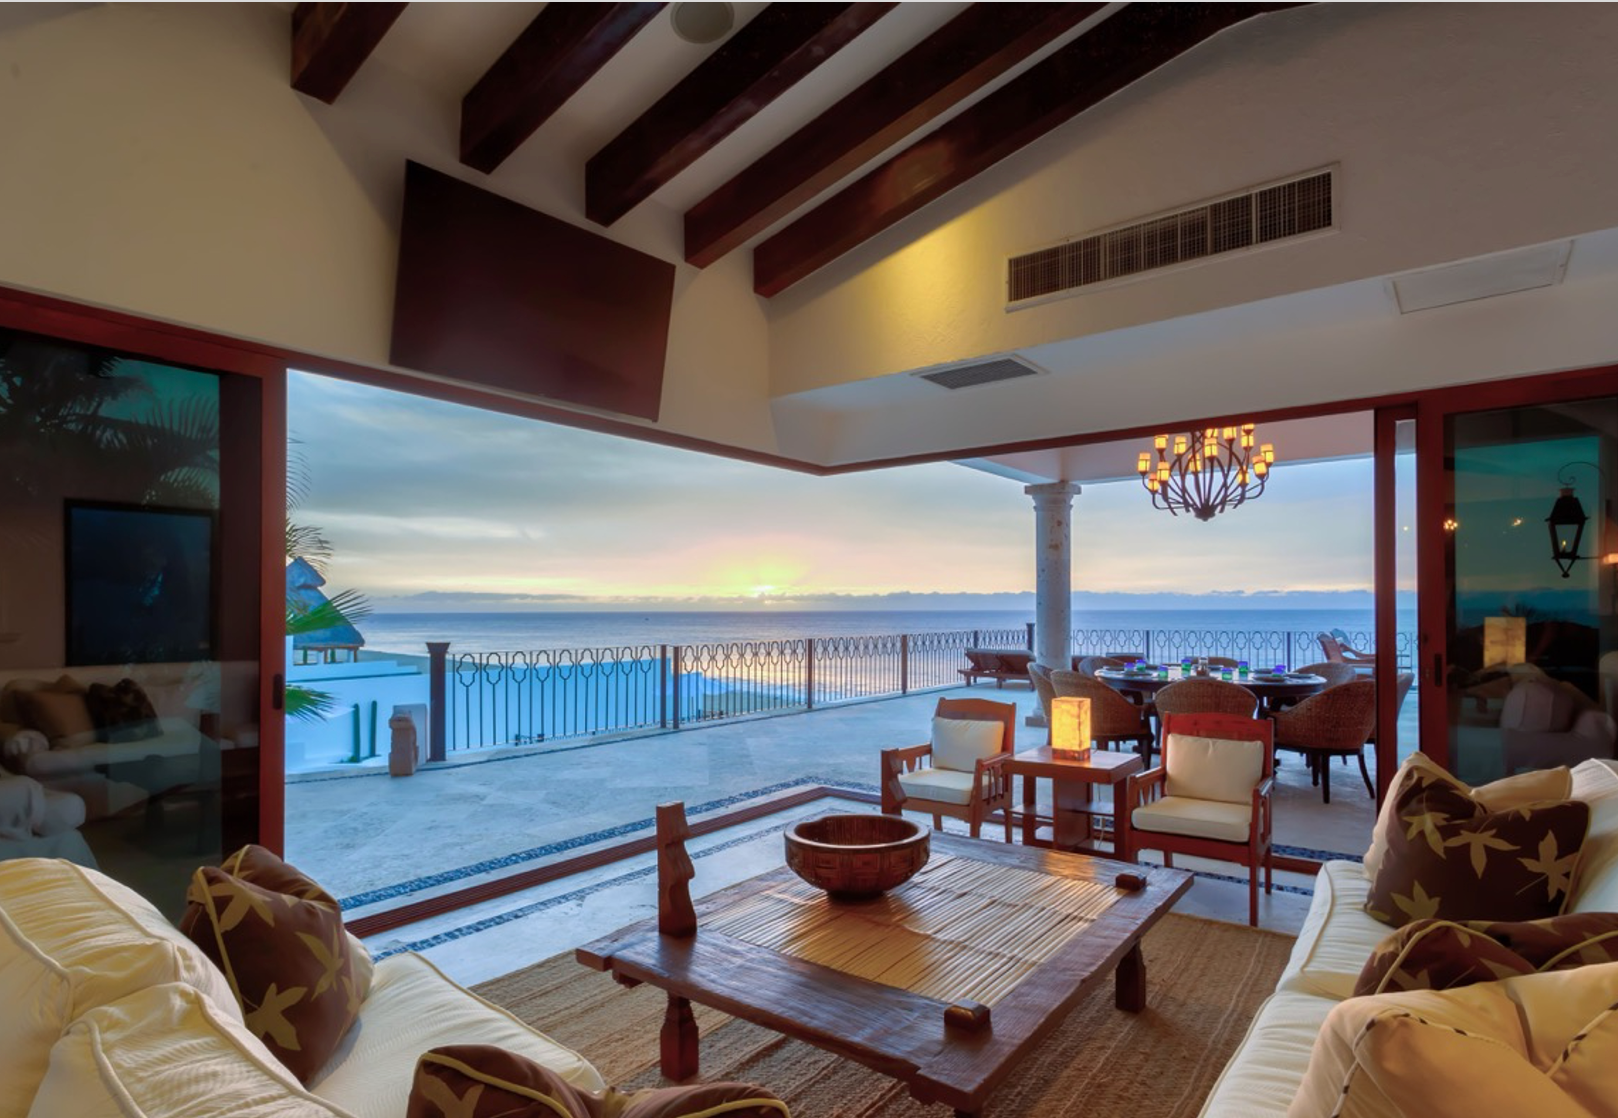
[766,3,1618,395]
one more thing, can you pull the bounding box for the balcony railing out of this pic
[422,625,1414,758]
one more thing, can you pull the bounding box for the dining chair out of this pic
[1050,670,1155,764]
[1201,656,1242,669]
[1269,678,1378,803]
[1076,655,1126,678]
[1154,678,1258,720]
[879,697,1016,840]
[1028,662,1056,735]
[1294,662,1359,689]
[1121,712,1274,926]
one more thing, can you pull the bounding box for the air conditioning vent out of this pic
[915,356,1044,391]
[1008,169,1334,304]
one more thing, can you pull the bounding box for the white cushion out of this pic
[1198,991,1337,1118]
[1164,734,1264,805]
[931,716,1002,773]
[308,951,604,1118]
[1502,679,1582,733]
[0,858,241,1118]
[1131,796,1253,843]
[1570,758,1618,912]
[37,789,86,835]
[1276,861,1396,1001]
[1287,962,1618,1118]
[26,983,356,1118]
[897,767,985,806]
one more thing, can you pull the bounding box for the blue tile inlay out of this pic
[339,777,876,910]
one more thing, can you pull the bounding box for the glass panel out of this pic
[1445,396,1618,784]
[0,329,261,917]
[1393,418,1418,766]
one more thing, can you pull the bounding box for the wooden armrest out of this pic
[1124,767,1166,808]
[978,752,1012,772]
[885,743,933,766]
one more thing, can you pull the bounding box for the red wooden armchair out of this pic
[1121,712,1275,925]
[880,697,1015,840]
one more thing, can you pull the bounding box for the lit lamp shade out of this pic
[1051,696,1092,758]
[1483,616,1527,668]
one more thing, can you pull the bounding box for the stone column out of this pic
[1025,482,1082,671]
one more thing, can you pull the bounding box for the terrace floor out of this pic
[287,683,1416,983]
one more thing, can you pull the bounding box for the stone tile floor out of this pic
[291,683,1406,985]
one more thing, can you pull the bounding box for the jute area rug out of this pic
[473,913,1294,1118]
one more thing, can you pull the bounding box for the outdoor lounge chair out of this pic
[880,697,1015,840]
[1121,711,1274,926]
[1317,630,1376,669]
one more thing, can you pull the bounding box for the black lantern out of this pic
[1547,485,1588,578]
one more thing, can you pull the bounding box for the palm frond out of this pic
[285,684,337,723]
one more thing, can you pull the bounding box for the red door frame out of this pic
[1373,405,1415,800]
[1412,364,1618,771]
[0,288,289,852]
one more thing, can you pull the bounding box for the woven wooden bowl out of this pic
[784,814,930,900]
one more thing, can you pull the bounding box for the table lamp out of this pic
[1051,696,1092,759]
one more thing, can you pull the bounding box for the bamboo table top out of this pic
[577,830,1191,1115]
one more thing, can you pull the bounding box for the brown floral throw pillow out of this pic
[178,844,364,1084]
[1364,769,1589,927]
[407,1045,789,1118]
[85,678,161,743]
[1354,912,1618,996]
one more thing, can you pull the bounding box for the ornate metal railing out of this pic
[425,623,1413,757]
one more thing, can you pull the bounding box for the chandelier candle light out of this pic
[1137,424,1274,521]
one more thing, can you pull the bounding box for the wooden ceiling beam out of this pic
[290,2,408,104]
[586,3,896,228]
[684,3,1104,269]
[461,4,666,175]
[753,3,1304,298]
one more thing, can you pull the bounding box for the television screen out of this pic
[65,502,215,665]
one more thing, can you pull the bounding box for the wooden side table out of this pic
[1005,747,1144,853]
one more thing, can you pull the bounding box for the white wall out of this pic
[767,4,1618,396]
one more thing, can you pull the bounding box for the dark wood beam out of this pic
[685,3,1103,269]
[290,3,407,104]
[461,3,666,175]
[586,3,897,228]
[753,3,1305,297]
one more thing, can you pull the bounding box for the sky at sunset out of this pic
[288,372,1382,611]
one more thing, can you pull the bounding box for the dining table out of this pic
[1093,665,1328,707]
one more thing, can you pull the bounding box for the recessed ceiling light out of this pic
[671,2,734,45]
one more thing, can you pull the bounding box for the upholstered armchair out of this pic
[1270,678,1377,803]
[1050,670,1155,763]
[880,697,1016,840]
[1121,712,1274,926]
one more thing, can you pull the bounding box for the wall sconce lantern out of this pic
[1547,463,1601,578]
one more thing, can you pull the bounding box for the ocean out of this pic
[360,608,1415,657]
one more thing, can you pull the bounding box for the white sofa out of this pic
[1198,757,1618,1117]
[0,858,607,1118]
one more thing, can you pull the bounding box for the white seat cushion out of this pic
[931,716,1002,772]
[1197,991,1337,1118]
[0,858,241,1118]
[1165,734,1264,804]
[896,767,984,806]
[1276,861,1401,1001]
[308,952,604,1118]
[26,983,356,1118]
[1570,758,1618,912]
[1131,795,1253,843]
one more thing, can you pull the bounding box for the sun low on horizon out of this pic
[286,371,1374,609]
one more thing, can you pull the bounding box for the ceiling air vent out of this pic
[915,356,1045,391]
[1008,168,1335,305]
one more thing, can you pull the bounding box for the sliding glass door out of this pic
[1419,385,1617,782]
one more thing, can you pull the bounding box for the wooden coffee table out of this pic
[577,804,1192,1116]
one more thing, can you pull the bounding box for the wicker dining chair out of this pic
[1269,679,1378,803]
[1201,656,1242,669]
[1076,655,1126,679]
[1050,670,1155,763]
[1028,662,1056,729]
[1294,661,1359,689]
[1154,678,1258,720]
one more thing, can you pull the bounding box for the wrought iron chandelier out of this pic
[1136,424,1275,521]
